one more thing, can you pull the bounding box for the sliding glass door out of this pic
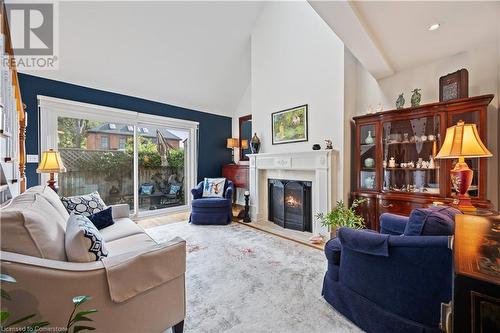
[39,96,198,218]
[57,117,135,211]
[137,125,188,212]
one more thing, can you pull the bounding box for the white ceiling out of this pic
[310,1,500,79]
[21,1,264,117]
[20,1,499,117]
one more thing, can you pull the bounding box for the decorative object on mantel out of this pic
[36,149,66,192]
[243,190,251,223]
[364,130,374,144]
[312,144,321,150]
[439,68,468,102]
[226,138,239,164]
[272,104,308,145]
[366,105,374,114]
[315,199,367,239]
[250,132,261,153]
[375,103,383,113]
[410,88,422,107]
[435,120,492,212]
[324,139,333,150]
[395,93,405,109]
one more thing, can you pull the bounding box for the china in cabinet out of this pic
[351,95,494,231]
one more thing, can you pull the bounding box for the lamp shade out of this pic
[241,139,249,149]
[227,138,239,149]
[37,149,67,173]
[435,121,492,159]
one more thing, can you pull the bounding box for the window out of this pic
[109,123,116,129]
[119,137,127,150]
[39,95,198,218]
[100,135,109,149]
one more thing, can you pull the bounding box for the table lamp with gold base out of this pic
[227,138,239,164]
[36,149,67,192]
[435,120,492,212]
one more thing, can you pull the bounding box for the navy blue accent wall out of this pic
[18,73,232,187]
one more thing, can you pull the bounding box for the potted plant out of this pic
[315,199,367,238]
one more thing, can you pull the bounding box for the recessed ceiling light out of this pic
[428,23,440,31]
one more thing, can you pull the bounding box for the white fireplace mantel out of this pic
[247,150,337,236]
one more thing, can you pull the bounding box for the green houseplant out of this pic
[1,274,97,333]
[315,199,367,238]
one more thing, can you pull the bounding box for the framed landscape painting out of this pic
[272,104,308,145]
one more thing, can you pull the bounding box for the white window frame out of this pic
[38,95,199,218]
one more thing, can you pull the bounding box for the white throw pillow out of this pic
[61,191,106,216]
[202,178,226,198]
[65,213,109,262]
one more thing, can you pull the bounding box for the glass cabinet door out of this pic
[449,111,481,198]
[382,115,441,194]
[359,124,377,190]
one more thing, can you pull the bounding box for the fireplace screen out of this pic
[268,179,312,232]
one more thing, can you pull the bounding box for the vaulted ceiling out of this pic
[20,1,263,117]
[310,1,500,79]
[20,1,499,117]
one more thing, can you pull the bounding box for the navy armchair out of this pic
[323,207,460,333]
[189,180,234,225]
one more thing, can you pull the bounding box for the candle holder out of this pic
[243,191,251,223]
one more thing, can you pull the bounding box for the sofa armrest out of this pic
[110,204,130,219]
[338,234,452,327]
[1,241,186,332]
[380,213,408,235]
[191,182,204,200]
[102,237,186,302]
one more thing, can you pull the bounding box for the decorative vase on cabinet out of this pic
[365,131,374,144]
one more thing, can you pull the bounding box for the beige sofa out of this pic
[0,186,186,333]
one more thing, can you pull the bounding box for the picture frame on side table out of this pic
[272,104,308,145]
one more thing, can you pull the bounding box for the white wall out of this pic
[231,84,252,164]
[353,42,499,208]
[251,1,345,199]
[343,47,385,201]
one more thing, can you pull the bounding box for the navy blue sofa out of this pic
[322,206,461,333]
[189,180,234,225]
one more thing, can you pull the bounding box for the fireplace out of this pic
[268,179,312,232]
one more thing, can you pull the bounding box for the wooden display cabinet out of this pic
[351,95,494,231]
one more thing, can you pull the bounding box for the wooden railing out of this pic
[1,3,27,193]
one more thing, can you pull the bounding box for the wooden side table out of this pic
[452,214,500,333]
[222,164,249,218]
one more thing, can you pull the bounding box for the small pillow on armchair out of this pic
[404,206,461,236]
[202,178,226,198]
[169,184,181,195]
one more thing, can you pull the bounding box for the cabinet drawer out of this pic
[377,198,427,217]
[222,165,249,188]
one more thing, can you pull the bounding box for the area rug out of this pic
[148,222,363,333]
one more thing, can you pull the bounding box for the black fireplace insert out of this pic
[268,179,312,232]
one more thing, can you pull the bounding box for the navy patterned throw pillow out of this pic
[65,213,109,262]
[61,192,106,216]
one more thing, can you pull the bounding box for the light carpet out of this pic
[148,222,362,333]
